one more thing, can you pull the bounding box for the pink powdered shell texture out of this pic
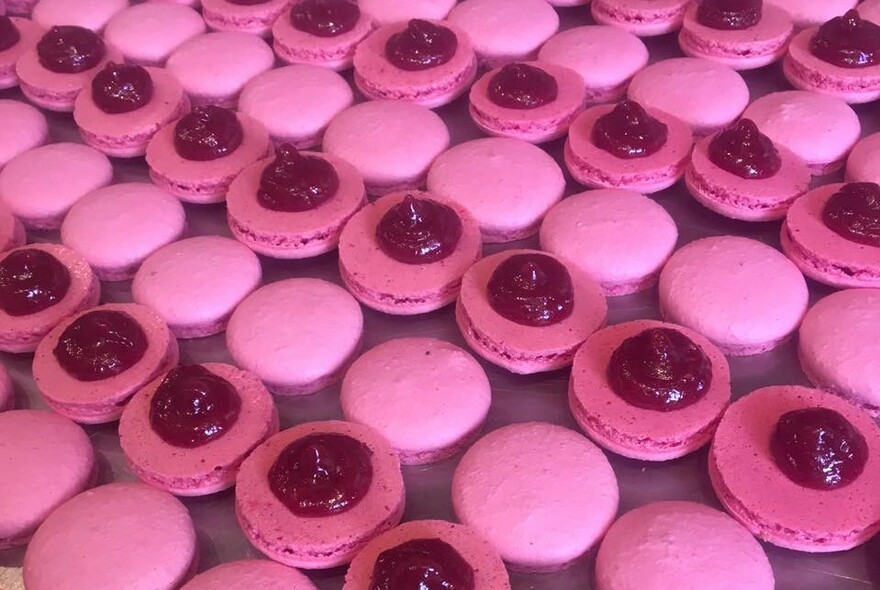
[709,385,880,552]
[23,482,198,590]
[119,362,280,496]
[591,0,690,37]
[768,0,858,29]
[343,520,511,590]
[569,320,731,461]
[340,338,491,464]
[359,0,456,26]
[0,200,25,253]
[0,17,42,89]
[201,0,289,37]
[31,0,126,31]
[337,190,481,315]
[0,410,95,548]
[0,362,12,410]
[595,501,774,590]
[32,303,179,425]
[0,99,47,168]
[104,3,205,66]
[132,236,262,339]
[659,236,808,356]
[781,183,880,289]
[227,151,366,259]
[235,420,405,569]
[845,132,880,184]
[452,422,618,572]
[181,559,318,590]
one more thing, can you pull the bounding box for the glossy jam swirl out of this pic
[592,101,669,159]
[257,145,339,212]
[0,16,21,52]
[696,0,762,30]
[822,182,880,247]
[91,62,153,115]
[708,119,781,179]
[376,196,462,264]
[385,19,458,71]
[810,10,880,69]
[173,106,244,162]
[290,0,360,38]
[370,539,475,590]
[37,25,105,74]
[268,432,373,517]
[771,407,869,490]
[487,253,574,327]
[0,249,71,317]
[608,328,713,412]
[487,63,558,110]
[150,365,242,448]
[53,310,148,382]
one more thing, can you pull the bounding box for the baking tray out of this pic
[2,6,880,589]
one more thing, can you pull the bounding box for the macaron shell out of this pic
[767,0,858,29]
[271,3,374,71]
[0,200,25,253]
[0,17,42,89]
[0,99,47,168]
[103,2,206,66]
[845,131,880,183]
[181,559,317,590]
[201,0,289,36]
[591,0,690,37]
[31,0,126,31]
[358,0,457,26]
[859,0,880,23]
[0,362,12,410]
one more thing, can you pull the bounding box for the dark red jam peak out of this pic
[822,182,880,247]
[608,328,713,412]
[0,249,71,317]
[375,195,463,265]
[487,63,558,110]
[37,25,105,74]
[0,16,21,52]
[771,407,869,490]
[487,253,574,327]
[591,100,669,159]
[369,538,476,590]
[696,0,762,30]
[257,144,340,212]
[53,310,148,382]
[708,118,781,179]
[385,19,458,72]
[149,365,242,448]
[173,106,244,162]
[290,0,360,38]
[268,432,373,517]
[91,62,154,115]
[810,10,880,69]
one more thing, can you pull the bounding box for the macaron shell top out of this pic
[180,559,318,590]
[31,0,127,31]
[845,132,880,184]
[0,16,43,89]
[591,0,690,37]
[766,0,858,29]
[0,99,47,168]
[859,0,880,23]
[0,200,25,253]
[103,2,206,65]
[201,0,289,36]
[358,0,457,26]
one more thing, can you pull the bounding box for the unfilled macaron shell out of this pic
[31,0,127,31]
[0,362,12,410]
[357,0,457,26]
[0,100,47,168]
[103,2,206,65]
[766,0,858,29]
[180,559,317,590]
[845,132,880,183]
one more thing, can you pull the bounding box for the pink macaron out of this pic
[0,14,42,88]
[30,0,126,31]
[860,0,880,23]
[709,385,880,552]
[0,362,13,410]
[4,0,37,16]
[181,560,318,590]
[0,99,47,168]
[659,236,809,355]
[202,0,289,36]
[591,0,690,37]
[0,200,25,253]
[452,422,618,572]
[358,0,456,27]
[103,2,206,66]
[768,0,858,29]
[845,132,880,184]
[235,420,406,569]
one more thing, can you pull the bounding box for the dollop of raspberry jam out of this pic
[608,328,713,412]
[369,539,475,590]
[385,19,458,71]
[810,10,880,69]
[0,16,21,52]
[822,182,880,247]
[149,365,242,448]
[268,432,373,517]
[771,407,869,490]
[487,63,558,110]
[91,62,153,115]
[37,25,105,74]
[53,310,148,382]
[257,145,339,212]
[696,0,762,30]
[487,253,574,327]
[173,106,244,162]
[375,195,463,264]
[591,100,669,159]
[708,119,781,179]
[0,249,71,317]
[290,0,360,38]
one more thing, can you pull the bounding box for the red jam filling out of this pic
[810,10,880,69]
[591,100,669,159]
[487,253,574,327]
[290,0,360,38]
[173,106,244,162]
[696,0,762,30]
[487,63,558,110]
[37,25,105,74]
[257,145,339,212]
[0,16,21,52]
[708,119,781,179]
[822,182,880,247]
[608,328,712,412]
[268,432,373,517]
[0,249,71,317]
[149,365,242,448]
[91,62,153,115]
[771,407,869,490]
[53,310,148,382]
[369,539,475,590]
[385,19,458,71]
[375,195,462,265]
